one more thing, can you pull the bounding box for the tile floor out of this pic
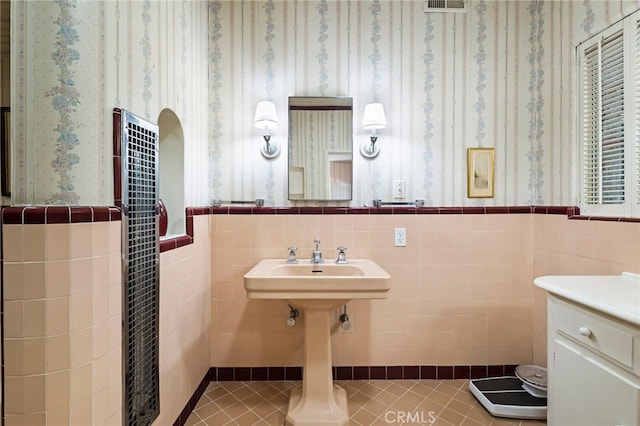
[185,379,547,426]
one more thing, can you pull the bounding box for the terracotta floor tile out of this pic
[201,410,232,425]
[351,406,379,425]
[233,409,261,425]
[262,409,286,426]
[250,402,279,419]
[437,407,467,425]
[466,404,498,424]
[183,414,202,426]
[193,400,221,420]
[205,385,231,402]
[460,416,488,426]
[230,385,255,401]
[490,418,522,426]
[428,389,455,406]
[447,398,474,417]
[403,390,427,407]
[361,398,389,417]
[219,401,249,420]
[184,379,547,426]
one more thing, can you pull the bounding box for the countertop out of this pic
[534,272,640,326]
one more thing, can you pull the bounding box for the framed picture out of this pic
[467,147,494,198]
[1,107,9,197]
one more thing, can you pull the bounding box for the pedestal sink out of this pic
[244,259,391,426]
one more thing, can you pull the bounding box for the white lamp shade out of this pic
[254,101,279,130]
[362,103,387,129]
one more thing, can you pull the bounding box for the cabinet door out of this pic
[551,339,640,426]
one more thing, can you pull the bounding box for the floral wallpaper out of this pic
[526,1,545,205]
[421,14,435,206]
[46,0,81,205]
[8,0,640,206]
[12,0,209,206]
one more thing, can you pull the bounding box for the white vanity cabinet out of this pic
[534,273,640,426]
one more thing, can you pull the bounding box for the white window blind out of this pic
[578,10,640,217]
[636,17,640,209]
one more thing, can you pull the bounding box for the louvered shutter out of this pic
[579,10,640,217]
[582,29,625,205]
[636,17,640,208]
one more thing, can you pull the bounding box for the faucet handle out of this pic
[314,238,321,248]
[336,246,348,264]
[286,246,298,264]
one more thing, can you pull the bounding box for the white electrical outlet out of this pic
[393,180,406,199]
[394,228,407,247]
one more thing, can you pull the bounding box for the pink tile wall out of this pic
[4,205,637,422]
[3,220,122,425]
[209,213,536,368]
[2,209,212,425]
[532,215,640,366]
[155,215,211,425]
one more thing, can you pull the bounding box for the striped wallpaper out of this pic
[8,0,640,207]
[205,0,639,207]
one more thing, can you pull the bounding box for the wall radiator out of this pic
[117,109,160,425]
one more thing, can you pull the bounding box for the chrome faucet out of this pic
[311,238,324,264]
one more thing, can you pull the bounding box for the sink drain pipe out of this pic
[339,304,352,330]
[287,304,299,327]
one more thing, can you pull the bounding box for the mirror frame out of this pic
[288,96,353,201]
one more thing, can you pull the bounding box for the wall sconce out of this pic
[254,100,280,159]
[360,102,387,159]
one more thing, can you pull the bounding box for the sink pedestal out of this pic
[243,258,391,425]
[286,300,349,426]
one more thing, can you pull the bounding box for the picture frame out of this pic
[467,147,494,198]
[1,107,9,197]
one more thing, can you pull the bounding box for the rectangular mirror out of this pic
[288,96,353,201]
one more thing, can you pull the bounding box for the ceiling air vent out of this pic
[424,0,467,12]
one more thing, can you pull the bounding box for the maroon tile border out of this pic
[204,204,640,222]
[5,205,639,224]
[205,205,551,216]
[0,206,219,253]
[386,366,404,379]
[1,206,4,411]
[159,235,192,252]
[174,363,531,424]
[3,204,637,255]
[206,364,519,382]
[470,365,488,379]
[113,108,124,209]
[437,366,453,379]
[1,206,121,224]
[157,205,216,253]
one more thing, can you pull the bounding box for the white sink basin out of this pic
[244,258,391,300]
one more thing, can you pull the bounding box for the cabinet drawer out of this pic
[555,299,636,368]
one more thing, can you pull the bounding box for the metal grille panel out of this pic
[120,110,160,426]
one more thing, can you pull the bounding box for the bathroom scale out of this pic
[469,376,547,420]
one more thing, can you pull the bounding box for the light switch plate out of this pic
[393,180,406,199]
